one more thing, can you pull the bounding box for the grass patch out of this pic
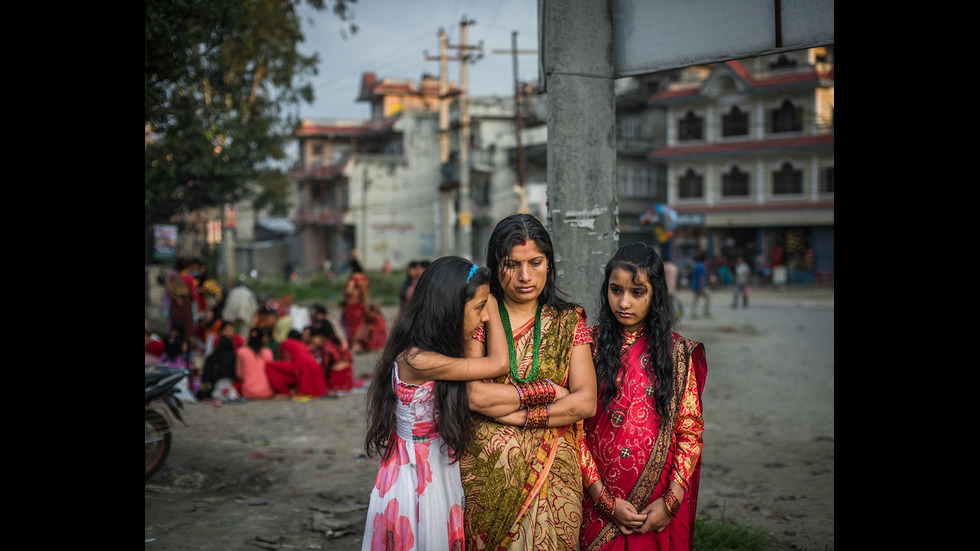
[251,271,408,307]
[694,517,777,551]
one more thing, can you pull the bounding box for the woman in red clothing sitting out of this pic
[310,320,355,394]
[266,329,328,398]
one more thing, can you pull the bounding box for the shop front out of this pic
[665,208,834,288]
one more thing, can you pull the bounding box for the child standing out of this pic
[361,256,508,551]
[579,243,707,550]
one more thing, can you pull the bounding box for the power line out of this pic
[308,30,435,98]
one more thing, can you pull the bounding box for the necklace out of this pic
[499,301,542,383]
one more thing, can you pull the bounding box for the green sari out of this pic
[461,304,586,551]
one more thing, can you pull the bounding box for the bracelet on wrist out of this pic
[593,486,616,519]
[523,404,549,429]
[516,379,557,409]
[663,487,681,517]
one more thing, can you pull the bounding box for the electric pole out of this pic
[493,31,536,212]
[426,16,482,260]
[428,29,454,255]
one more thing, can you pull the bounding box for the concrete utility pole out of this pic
[542,0,618,318]
[438,30,450,164]
[426,18,482,260]
[493,31,536,212]
[223,208,236,288]
[430,29,454,256]
[457,16,477,261]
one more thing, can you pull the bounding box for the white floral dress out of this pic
[361,362,465,551]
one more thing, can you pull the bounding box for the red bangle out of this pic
[523,404,549,428]
[593,487,616,519]
[516,379,557,408]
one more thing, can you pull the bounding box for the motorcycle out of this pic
[145,365,189,481]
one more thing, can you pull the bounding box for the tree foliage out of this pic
[144,0,357,224]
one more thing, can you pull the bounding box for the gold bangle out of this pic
[593,487,616,519]
[663,487,681,517]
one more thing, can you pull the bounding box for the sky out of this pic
[295,0,540,121]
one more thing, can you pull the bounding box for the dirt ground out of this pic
[145,287,834,550]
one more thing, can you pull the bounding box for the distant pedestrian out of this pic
[732,257,750,309]
[343,259,370,352]
[166,258,208,343]
[399,260,422,308]
[224,283,258,339]
[236,327,275,400]
[691,253,711,318]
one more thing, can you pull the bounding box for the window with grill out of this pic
[619,166,655,197]
[769,100,803,133]
[678,111,703,141]
[678,168,703,198]
[722,106,749,137]
[773,162,803,195]
[722,166,749,197]
[820,167,834,194]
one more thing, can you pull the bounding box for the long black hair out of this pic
[364,256,491,462]
[485,213,575,311]
[593,242,675,425]
[246,326,268,354]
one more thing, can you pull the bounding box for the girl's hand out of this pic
[467,380,523,418]
[612,498,646,535]
[637,499,672,534]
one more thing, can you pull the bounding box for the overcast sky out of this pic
[295,0,540,120]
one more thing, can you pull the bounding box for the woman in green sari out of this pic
[462,214,597,550]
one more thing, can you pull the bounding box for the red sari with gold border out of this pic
[580,329,707,551]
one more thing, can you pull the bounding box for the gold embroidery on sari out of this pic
[462,306,586,551]
[585,336,701,551]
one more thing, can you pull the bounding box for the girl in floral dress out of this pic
[362,257,509,551]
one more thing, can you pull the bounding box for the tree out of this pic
[144,0,357,260]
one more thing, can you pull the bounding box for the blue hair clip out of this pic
[467,264,479,283]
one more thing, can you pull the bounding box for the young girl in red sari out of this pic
[343,259,370,352]
[580,243,708,551]
[310,320,354,394]
[361,257,508,551]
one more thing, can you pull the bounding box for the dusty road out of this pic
[144,286,833,550]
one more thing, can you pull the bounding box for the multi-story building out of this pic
[456,91,548,261]
[293,47,833,286]
[293,70,542,272]
[291,73,450,273]
[645,46,834,285]
[615,74,670,247]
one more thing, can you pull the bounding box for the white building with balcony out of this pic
[648,47,834,285]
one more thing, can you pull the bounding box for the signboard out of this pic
[677,212,705,227]
[612,0,834,77]
[153,224,178,262]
